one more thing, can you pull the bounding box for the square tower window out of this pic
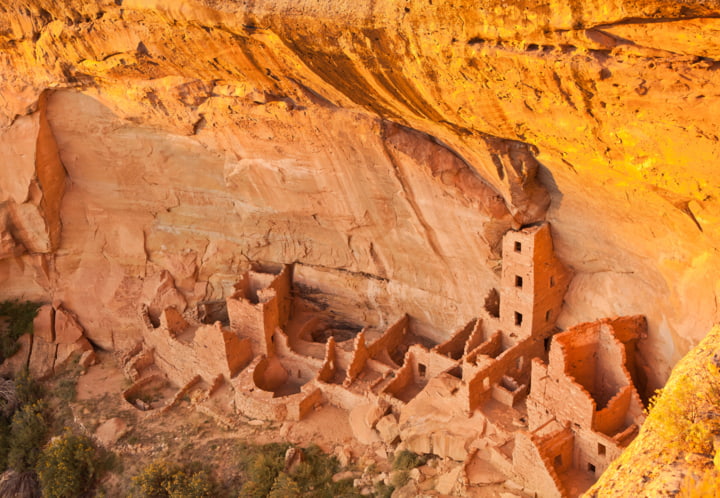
[588,463,596,473]
[418,364,427,378]
[515,275,523,288]
[514,241,522,253]
[598,443,606,456]
[545,309,552,322]
[514,312,523,326]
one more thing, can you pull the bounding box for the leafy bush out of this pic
[373,481,394,498]
[392,450,426,471]
[267,472,301,498]
[133,460,216,497]
[0,371,42,472]
[14,369,43,406]
[36,432,97,498]
[237,442,358,498]
[7,401,48,471]
[241,452,287,498]
[0,300,40,361]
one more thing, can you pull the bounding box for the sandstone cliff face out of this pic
[1,0,719,391]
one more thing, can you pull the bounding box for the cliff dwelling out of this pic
[4,2,719,496]
[121,222,647,497]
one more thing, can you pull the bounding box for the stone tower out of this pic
[499,223,570,343]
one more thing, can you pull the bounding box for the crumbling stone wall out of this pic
[434,319,476,360]
[523,316,646,494]
[144,311,252,386]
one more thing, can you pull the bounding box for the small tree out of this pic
[7,401,47,471]
[36,433,97,498]
[14,369,43,406]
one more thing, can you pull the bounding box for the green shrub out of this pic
[392,450,425,471]
[14,369,43,406]
[133,459,216,497]
[241,453,286,498]
[7,401,47,471]
[0,301,40,361]
[36,432,97,498]
[267,472,301,498]
[390,469,409,488]
[0,371,41,472]
[373,481,394,498]
[290,444,344,494]
[236,442,359,498]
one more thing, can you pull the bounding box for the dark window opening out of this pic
[544,337,551,352]
[554,455,562,467]
[598,443,606,456]
[588,463,596,473]
[514,241,522,253]
[418,364,427,378]
[550,275,556,287]
[514,312,523,326]
[515,275,523,288]
[545,309,552,322]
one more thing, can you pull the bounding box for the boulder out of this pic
[54,306,84,344]
[375,414,399,444]
[32,305,54,342]
[435,465,462,495]
[28,334,56,379]
[55,337,93,372]
[349,403,380,444]
[284,447,304,473]
[95,417,129,446]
